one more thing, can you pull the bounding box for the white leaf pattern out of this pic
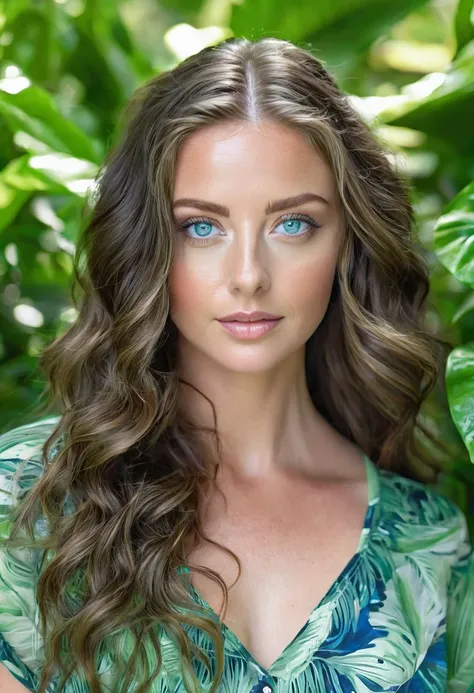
[0,418,473,693]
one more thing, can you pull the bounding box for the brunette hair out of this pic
[5,36,452,693]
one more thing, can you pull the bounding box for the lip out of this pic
[217,316,283,340]
[217,311,282,322]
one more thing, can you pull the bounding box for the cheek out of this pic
[283,255,337,315]
[168,259,216,324]
[168,261,195,317]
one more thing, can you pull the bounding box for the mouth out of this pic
[217,313,283,322]
[220,318,283,323]
[216,317,283,339]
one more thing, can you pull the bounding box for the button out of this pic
[249,678,274,692]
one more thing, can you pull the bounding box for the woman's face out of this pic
[168,119,345,374]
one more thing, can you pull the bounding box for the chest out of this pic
[186,477,369,672]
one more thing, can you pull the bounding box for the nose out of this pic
[226,228,271,296]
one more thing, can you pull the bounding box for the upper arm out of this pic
[446,507,474,693]
[0,660,35,693]
[0,418,60,693]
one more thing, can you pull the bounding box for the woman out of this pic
[0,36,472,693]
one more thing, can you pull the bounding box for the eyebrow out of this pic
[172,192,331,216]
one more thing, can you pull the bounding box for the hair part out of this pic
[5,36,452,693]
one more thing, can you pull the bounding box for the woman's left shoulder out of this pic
[375,466,470,563]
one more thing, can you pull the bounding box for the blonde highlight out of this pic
[4,36,452,693]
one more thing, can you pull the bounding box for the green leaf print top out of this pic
[1,417,473,693]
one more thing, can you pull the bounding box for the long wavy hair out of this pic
[5,36,453,693]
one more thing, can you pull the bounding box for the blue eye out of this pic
[188,220,216,238]
[178,213,320,244]
[276,217,315,236]
[178,217,219,241]
[275,213,321,237]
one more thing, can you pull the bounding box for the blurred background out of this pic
[0,0,473,527]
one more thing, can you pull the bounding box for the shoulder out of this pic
[0,416,61,689]
[0,415,62,463]
[0,415,63,550]
[0,416,62,517]
[375,466,469,564]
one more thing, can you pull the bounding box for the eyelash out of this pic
[177,212,321,245]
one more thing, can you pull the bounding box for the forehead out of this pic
[172,120,337,204]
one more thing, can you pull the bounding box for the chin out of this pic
[208,348,291,373]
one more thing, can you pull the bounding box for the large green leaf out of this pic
[446,344,474,464]
[0,85,102,163]
[0,153,94,234]
[433,180,474,289]
[0,6,63,89]
[1,155,75,194]
[294,0,432,79]
[0,154,59,235]
[0,177,31,234]
[63,9,146,139]
[379,40,474,152]
[230,0,431,63]
[2,0,30,24]
[153,0,204,24]
[452,291,474,325]
[454,0,474,57]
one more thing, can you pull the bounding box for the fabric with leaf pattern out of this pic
[1,418,473,692]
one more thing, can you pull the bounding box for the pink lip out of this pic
[218,311,282,322]
[218,318,283,339]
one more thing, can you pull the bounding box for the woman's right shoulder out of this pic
[0,416,62,692]
[0,416,62,519]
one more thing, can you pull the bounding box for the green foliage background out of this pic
[0,0,473,525]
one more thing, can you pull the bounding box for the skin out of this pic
[0,122,373,686]
[167,120,371,670]
[169,118,359,485]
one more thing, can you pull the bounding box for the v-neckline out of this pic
[179,450,381,678]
